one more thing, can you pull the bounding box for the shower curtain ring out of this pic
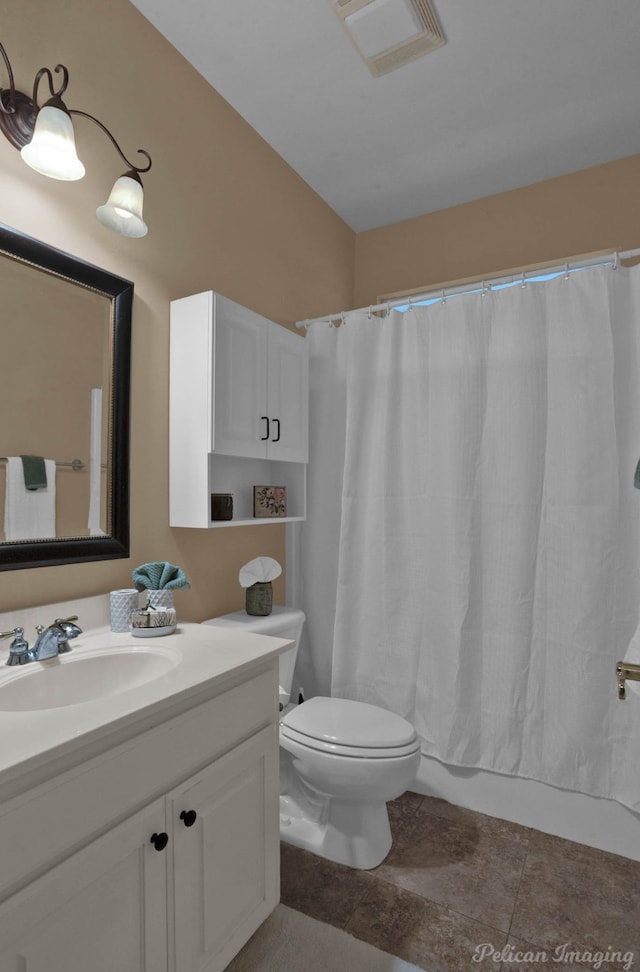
[564,263,570,280]
[441,290,446,304]
[521,273,526,289]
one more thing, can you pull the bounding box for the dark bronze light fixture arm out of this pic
[0,40,16,112]
[0,40,37,147]
[32,63,70,106]
[69,109,152,175]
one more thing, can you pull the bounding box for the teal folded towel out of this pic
[132,561,190,591]
[20,455,47,491]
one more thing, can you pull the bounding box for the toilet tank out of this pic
[201,606,305,706]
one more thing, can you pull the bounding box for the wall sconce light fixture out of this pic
[0,40,152,238]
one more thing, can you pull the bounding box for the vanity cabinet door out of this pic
[0,799,168,972]
[169,726,280,972]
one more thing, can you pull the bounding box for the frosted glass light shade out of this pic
[96,174,148,238]
[20,105,85,181]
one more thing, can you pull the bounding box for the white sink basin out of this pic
[0,645,181,712]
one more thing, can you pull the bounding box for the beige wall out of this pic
[0,0,354,616]
[354,154,640,306]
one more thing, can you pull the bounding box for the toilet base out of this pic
[279,793,392,870]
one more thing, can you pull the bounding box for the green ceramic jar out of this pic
[245,581,273,616]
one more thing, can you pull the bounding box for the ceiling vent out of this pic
[331,0,445,77]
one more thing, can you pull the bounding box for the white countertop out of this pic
[0,622,290,791]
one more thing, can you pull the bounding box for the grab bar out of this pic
[616,661,640,700]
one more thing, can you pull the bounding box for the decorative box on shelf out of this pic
[253,486,286,518]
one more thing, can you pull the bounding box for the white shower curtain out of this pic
[299,263,640,810]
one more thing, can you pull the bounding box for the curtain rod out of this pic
[297,247,640,329]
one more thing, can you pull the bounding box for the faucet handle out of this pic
[35,615,80,635]
[54,615,80,630]
[3,627,34,666]
[53,616,82,653]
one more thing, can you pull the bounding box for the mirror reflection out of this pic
[0,222,132,570]
[1,257,112,540]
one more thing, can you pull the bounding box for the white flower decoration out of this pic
[239,556,282,588]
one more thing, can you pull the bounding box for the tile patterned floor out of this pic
[280,792,640,972]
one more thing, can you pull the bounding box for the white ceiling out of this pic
[130,0,640,232]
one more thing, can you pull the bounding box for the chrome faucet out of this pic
[2,616,83,665]
[32,616,82,660]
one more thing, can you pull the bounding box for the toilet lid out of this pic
[280,696,418,750]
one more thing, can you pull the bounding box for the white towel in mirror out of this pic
[88,388,105,536]
[4,457,56,541]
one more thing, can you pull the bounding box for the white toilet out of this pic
[202,607,421,870]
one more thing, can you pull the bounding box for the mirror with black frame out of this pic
[0,222,132,570]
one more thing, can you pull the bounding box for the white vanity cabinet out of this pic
[0,799,168,972]
[170,291,308,528]
[0,653,280,972]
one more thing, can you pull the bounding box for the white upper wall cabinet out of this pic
[213,293,308,462]
[170,291,308,528]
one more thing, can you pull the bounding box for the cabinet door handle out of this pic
[272,418,280,443]
[260,416,270,441]
[150,831,169,852]
[180,809,197,827]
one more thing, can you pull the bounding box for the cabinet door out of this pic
[266,322,309,462]
[213,295,268,458]
[0,800,168,972]
[169,726,279,972]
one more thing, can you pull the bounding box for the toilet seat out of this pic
[280,696,420,759]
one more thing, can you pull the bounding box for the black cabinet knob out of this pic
[150,831,169,851]
[180,809,197,827]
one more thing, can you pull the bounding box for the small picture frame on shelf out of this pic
[253,485,287,518]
